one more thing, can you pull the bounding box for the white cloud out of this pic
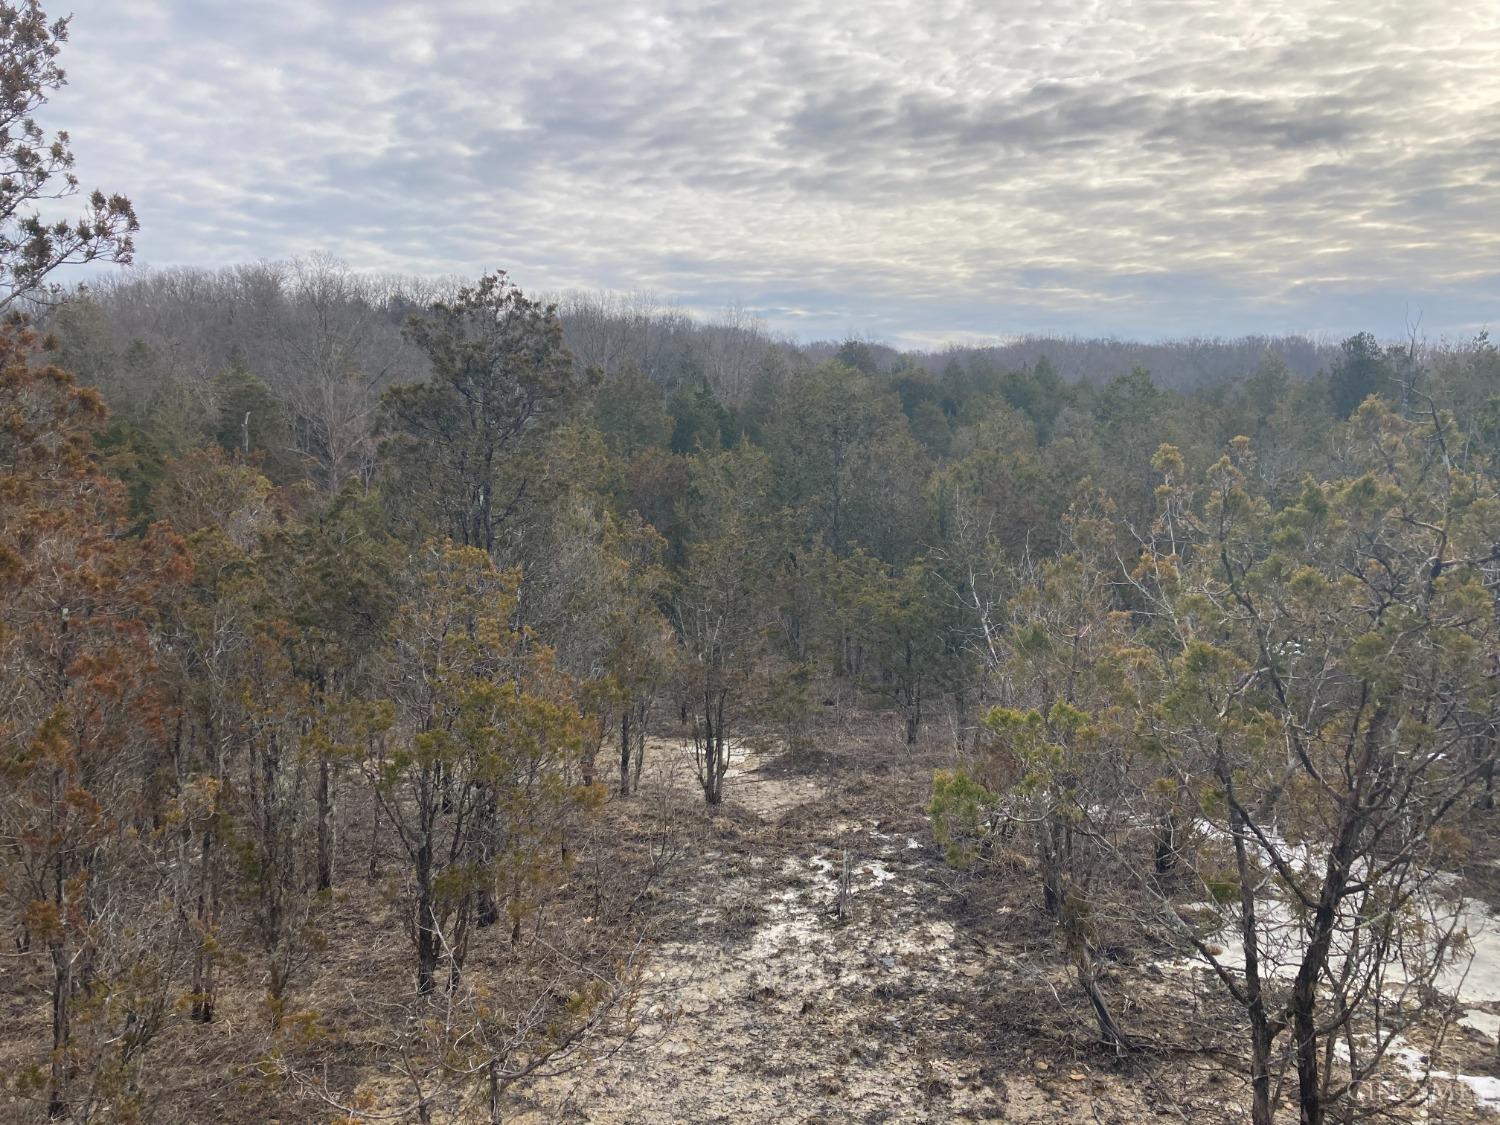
[54,0,1500,344]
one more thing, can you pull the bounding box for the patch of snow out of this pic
[1447,904,1500,1004]
[1461,1010,1500,1041]
[1455,1074,1500,1114]
[1164,820,1500,1012]
[1386,1034,1500,1116]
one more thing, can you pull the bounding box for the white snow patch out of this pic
[1461,1010,1500,1041]
[1448,904,1500,1004]
[1166,822,1500,1010]
[1386,1035,1500,1116]
[1456,1074,1500,1114]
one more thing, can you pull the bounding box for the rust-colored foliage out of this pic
[0,324,189,1117]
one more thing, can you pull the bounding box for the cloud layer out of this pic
[55,0,1500,344]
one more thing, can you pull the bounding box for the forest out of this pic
[6,3,1500,1123]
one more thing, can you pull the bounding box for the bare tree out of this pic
[273,254,414,489]
[673,445,778,805]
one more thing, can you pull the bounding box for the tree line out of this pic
[17,247,1500,1119]
[5,1,1500,1118]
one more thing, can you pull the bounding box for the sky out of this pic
[53,0,1500,347]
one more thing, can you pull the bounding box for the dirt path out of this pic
[515,737,1161,1124]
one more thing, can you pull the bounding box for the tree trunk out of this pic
[416,849,437,994]
[1153,814,1178,874]
[367,797,381,881]
[705,733,724,806]
[367,732,383,881]
[259,737,283,948]
[903,641,920,745]
[48,938,69,1119]
[48,775,71,1120]
[190,822,217,1022]
[953,686,970,753]
[1249,1012,1276,1125]
[1067,930,1130,1054]
[1291,819,1362,1125]
[317,754,334,892]
[699,687,728,806]
[475,785,499,929]
[1292,884,1345,1125]
[619,709,632,797]
[1039,819,1064,919]
[1232,806,1279,1125]
[581,730,597,787]
[1291,706,1380,1125]
[631,700,648,794]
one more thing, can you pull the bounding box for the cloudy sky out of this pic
[55,0,1500,345]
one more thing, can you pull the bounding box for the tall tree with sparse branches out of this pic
[380,273,596,558]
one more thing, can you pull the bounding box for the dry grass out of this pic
[3,707,1496,1122]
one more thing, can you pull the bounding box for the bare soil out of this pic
[516,730,1247,1123]
[4,717,1498,1122]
